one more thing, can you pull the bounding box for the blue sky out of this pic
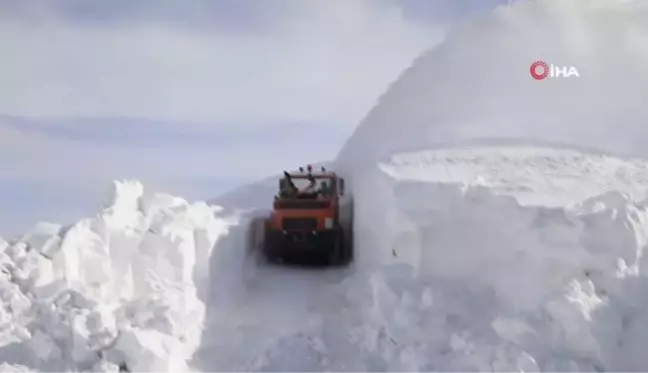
[0,0,510,237]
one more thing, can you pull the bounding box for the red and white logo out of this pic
[530,60,580,80]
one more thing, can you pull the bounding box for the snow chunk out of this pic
[90,359,121,372]
[565,279,605,321]
[17,222,62,258]
[108,327,189,372]
[26,329,62,362]
[0,363,32,372]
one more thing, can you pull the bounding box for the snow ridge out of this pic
[0,180,231,372]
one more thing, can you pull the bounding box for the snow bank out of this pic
[337,0,648,170]
[0,180,232,372]
[336,150,648,371]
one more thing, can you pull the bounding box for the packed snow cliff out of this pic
[0,180,232,372]
[340,147,648,371]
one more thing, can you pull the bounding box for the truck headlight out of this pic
[324,218,333,229]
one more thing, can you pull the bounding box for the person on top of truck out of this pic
[280,171,298,198]
[297,174,318,199]
[318,181,331,196]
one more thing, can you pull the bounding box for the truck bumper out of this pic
[264,229,340,262]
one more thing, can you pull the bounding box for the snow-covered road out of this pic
[192,209,351,371]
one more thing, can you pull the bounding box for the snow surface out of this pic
[3,0,648,371]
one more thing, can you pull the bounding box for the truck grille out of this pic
[275,200,329,209]
[282,217,317,231]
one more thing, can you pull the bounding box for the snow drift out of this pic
[337,0,648,170]
[0,180,232,372]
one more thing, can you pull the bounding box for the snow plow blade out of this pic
[263,227,352,266]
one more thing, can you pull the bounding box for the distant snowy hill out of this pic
[2,0,648,371]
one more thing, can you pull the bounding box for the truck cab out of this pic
[271,166,345,232]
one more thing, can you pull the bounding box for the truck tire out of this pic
[340,200,354,265]
[326,226,344,266]
[343,222,353,265]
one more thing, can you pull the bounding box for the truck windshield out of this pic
[290,178,330,190]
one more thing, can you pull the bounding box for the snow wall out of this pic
[341,156,648,371]
[0,180,233,372]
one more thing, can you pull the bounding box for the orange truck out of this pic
[251,165,353,266]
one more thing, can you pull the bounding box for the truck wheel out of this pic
[327,227,344,266]
[345,222,353,265]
